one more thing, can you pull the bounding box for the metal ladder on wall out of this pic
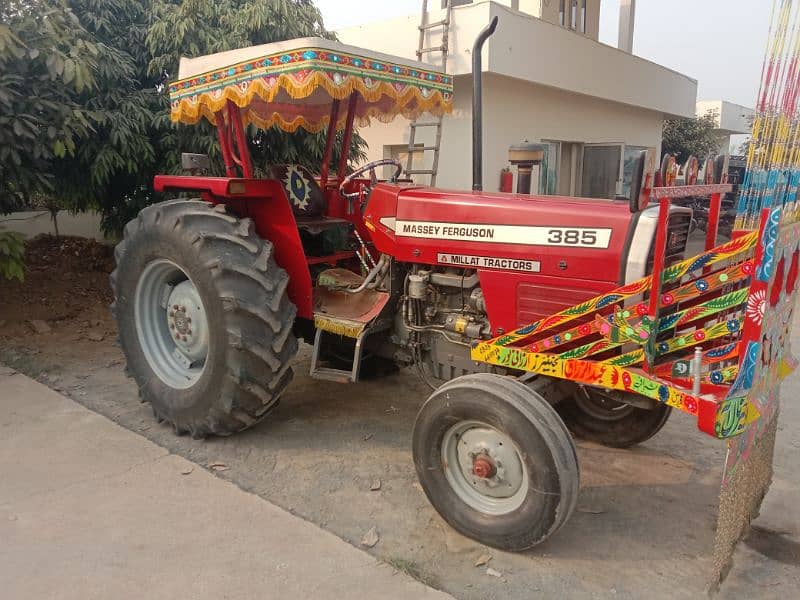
[405,0,452,186]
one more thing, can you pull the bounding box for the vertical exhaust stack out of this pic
[472,16,499,191]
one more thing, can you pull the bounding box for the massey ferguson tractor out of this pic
[113,17,797,575]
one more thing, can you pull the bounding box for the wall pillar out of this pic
[618,0,635,53]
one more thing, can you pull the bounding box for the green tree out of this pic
[0,0,99,213]
[55,0,163,235]
[0,229,25,281]
[661,110,722,164]
[2,0,367,237]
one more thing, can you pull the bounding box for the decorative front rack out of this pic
[471,185,799,440]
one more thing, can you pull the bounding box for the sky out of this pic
[315,0,769,109]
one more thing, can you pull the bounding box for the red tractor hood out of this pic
[367,184,636,284]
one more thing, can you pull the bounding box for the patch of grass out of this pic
[384,556,438,588]
[0,348,44,379]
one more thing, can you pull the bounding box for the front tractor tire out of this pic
[412,374,580,551]
[111,200,299,438]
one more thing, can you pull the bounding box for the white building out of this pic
[336,0,697,198]
[696,100,754,155]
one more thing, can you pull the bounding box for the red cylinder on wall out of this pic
[500,168,513,193]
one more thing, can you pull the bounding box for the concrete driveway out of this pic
[0,367,451,600]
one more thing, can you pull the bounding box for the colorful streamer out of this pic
[738,0,800,229]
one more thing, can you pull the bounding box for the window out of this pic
[581,0,587,33]
[578,144,655,199]
[540,141,582,196]
[622,146,651,198]
[581,144,622,199]
[561,0,588,33]
[538,141,560,195]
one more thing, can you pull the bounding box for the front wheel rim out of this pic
[134,259,209,389]
[441,420,528,515]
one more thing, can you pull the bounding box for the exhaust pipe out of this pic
[472,16,499,191]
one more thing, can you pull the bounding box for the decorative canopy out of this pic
[169,37,453,133]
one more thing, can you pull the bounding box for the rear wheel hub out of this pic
[134,259,209,389]
[166,281,208,363]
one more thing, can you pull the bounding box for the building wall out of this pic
[358,73,664,192]
[336,1,696,119]
[0,211,110,242]
[484,2,695,118]
[336,0,686,194]
[480,73,663,191]
[696,100,754,134]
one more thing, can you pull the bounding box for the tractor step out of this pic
[308,365,355,384]
[405,169,436,175]
[409,121,440,128]
[407,145,439,153]
[309,328,368,383]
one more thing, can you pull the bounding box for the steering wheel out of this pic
[339,158,403,201]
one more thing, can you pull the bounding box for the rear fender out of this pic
[153,175,312,319]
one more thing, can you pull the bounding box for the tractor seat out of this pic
[268,164,327,219]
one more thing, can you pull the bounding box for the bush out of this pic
[0,230,25,281]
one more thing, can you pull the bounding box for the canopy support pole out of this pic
[338,93,359,181]
[320,99,341,189]
[227,101,253,179]
[215,113,237,178]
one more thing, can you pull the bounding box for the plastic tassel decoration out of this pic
[738,0,800,230]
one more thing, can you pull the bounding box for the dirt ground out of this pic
[1,235,798,599]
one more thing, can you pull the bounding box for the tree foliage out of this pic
[661,111,722,164]
[2,0,367,236]
[0,1,99,212]
[0,230,25,281]
[52,0,162,235]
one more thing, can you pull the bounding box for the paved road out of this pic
[0,367,451,600]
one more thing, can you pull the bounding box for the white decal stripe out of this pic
[378,216,396,231]
[437,253,541,272]
[396,220,612,248]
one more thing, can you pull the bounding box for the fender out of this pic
[154,175,313,318]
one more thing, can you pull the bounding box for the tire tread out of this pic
[111,199,298,437]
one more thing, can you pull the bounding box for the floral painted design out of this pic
[745,289,766,326]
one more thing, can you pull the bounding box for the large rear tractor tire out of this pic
[556,387,671,448]
[412,374,580,551]
[111,199,298,438]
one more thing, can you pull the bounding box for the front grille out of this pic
[646,209,692,275]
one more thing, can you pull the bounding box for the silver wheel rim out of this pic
[441,420,528,515]
[134,259,209,389]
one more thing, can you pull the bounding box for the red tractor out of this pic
[113,23,699,550]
